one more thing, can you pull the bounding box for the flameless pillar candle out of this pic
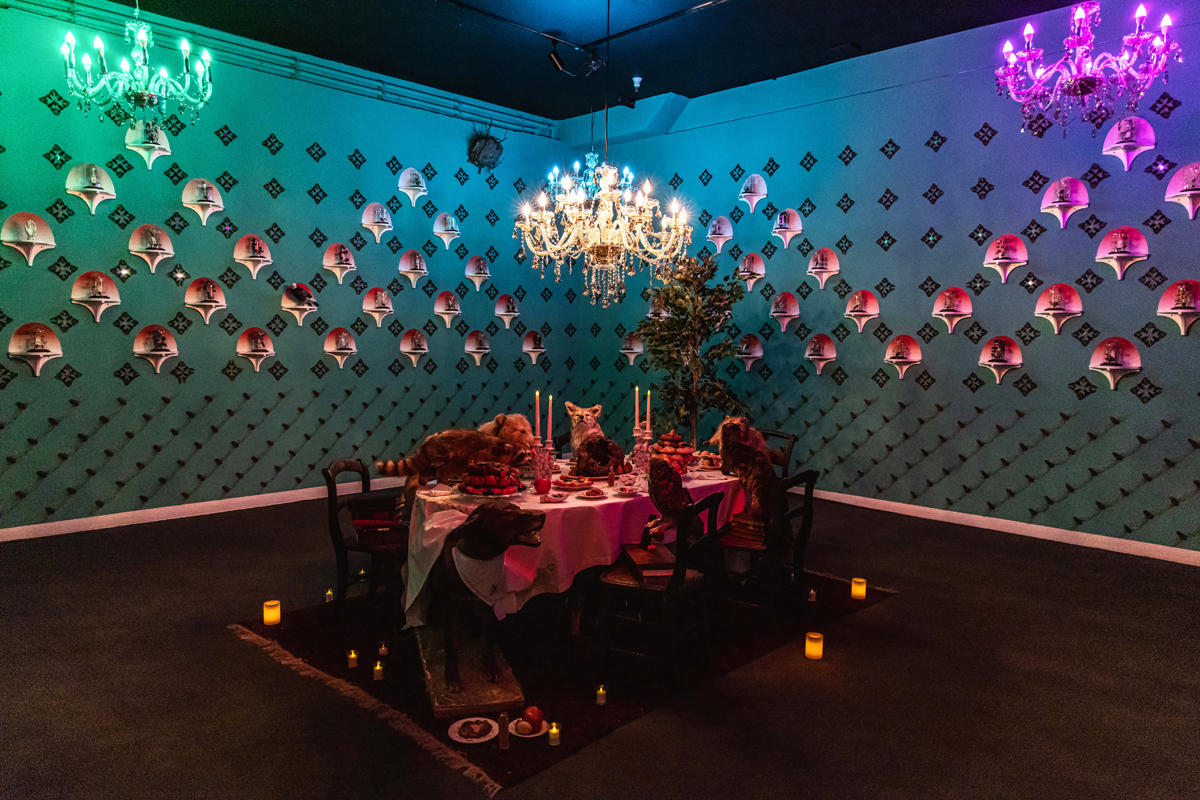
[805,632,824,660]
[263,600,281,625]
[596,685,607,705]
[548,723,561,746]
[851,578,867,600]
[374,661,384,681]
[325,589,333,603]
[348,650,358,668]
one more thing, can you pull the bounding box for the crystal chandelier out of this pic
[514,152,692,307]
[995,2,1180,132]
[58,6,213,127]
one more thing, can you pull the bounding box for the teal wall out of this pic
[573,5,1200,551]
[0,7,588,528]
[3,1,1199,553]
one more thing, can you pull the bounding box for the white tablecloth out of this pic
[403,468,743,624]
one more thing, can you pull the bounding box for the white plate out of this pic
[508,719,549,738]
[579,491,607,500]
[539,493,569,504]
[448,717,499,744]
[614,489,641,497]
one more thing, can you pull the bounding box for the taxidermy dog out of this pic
[564,401,604,453]
[707,416,771,460]
[477,413,536,453]
[717,420,790,557]
[428,503,545,692]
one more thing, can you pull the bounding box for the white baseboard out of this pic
[3,480,1196,568]
[797,487,1200,567]
[0,477,408,543]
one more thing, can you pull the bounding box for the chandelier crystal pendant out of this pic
[514,152,692,307]
[58,7,213,127]
[995,2,1180,132]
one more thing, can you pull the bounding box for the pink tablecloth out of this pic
[403,471,743,624]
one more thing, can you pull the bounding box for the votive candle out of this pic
[596,685,607,706]
[851,578,867,600]
[378,642,388,656]
[805,632,823,660]
[263,600,281,625]
[348,650,358,668]
[548,723,561,746]
[374,661,384,681]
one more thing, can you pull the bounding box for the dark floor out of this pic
[1,497,1197,800]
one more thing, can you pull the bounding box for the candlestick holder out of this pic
[632,425,653,474]
[532,443,555,482]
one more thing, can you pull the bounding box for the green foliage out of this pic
[635,256,748,446]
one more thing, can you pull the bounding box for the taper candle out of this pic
[805,632,823,660]
[547,394,553,446]
[263,600,281,625]
[646,390,651,430]
[635,387,640,428]
[535,390,541,440]
[851,578,867,600]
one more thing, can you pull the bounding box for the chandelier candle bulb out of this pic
[805,632,824,660]
[548,723,561,746]
[347,650,358,668]
[596,685,607,706]
[851,578,868,600]
[93,36,107,73]
[263,601,281,626]
[374,662,383,681]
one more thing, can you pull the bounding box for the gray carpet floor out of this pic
[1,497,1197,799]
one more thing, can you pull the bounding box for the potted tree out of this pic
[636,256,748,448]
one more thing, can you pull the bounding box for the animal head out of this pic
[649,456,677,485]
[717,418,748,455]
[565,402,603,431]
[708,416,749,446]
[456,503,546,559]
[478,413,536,452]
[481,440,530,468]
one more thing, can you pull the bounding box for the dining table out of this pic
[402,461,744,626]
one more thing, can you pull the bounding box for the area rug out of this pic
[231,570,892,796]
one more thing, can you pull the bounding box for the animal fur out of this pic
[575,434,628,477]
[477,413,536,453]
[707,416,771,460]
[717,422,781,518]
[564,402,604,454]
[646,456,701,544]
[385,429,526,505]
[428,503,545,692]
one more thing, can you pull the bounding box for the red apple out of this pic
[534,478,551,494]
[522,706,543,727]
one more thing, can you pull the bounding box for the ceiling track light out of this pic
[548,44,567,72]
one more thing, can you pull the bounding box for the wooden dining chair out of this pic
[552,430,571,457]
[598,490,725,677]
[322,459,409,620]
[718,469,818,610]
[758,429,797,477]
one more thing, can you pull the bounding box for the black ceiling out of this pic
[126,0,1075,121]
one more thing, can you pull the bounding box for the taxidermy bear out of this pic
[428,503,546,692]
[477,413,536,453]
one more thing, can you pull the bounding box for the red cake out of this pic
[650,430,696,473]
[457,462,523,496]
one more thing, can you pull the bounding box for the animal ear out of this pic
[565,401,579,414]
[495,414,506,426]
[590,405,602,418]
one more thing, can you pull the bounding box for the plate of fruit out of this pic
[508,707,547,738]
[449,717,499,743]
[457,462,524,497]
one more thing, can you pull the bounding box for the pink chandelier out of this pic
[995,2,1181,133]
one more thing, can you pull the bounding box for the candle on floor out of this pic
[805,632,823,660]
[374,661,384,681]
[548,723,561,746]
[348,650,358,668]
[325,589,333,603]
[596,685,607,706]
[378,642,388,656]
[851,578,867,600]
[808,589,817,603]
[263,600,281,626]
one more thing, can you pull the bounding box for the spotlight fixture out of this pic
[548,44,566,72]
[616,93,635,109]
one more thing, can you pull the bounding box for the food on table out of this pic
[552,475,593,490]
[457,720,492,740]
[582,487,606,499]
[514,720,533,735]
[697,450,722,469]
[457,462,523,496]
[575,433,633,477]
[522,706,544,727]
[650,430,696,474]
[540,491,569,503]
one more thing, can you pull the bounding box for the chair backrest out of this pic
[780,469,818,569]
[552,430,571,456]
[321,459,371,550]
[668,490,725,592]
[759,429,797,477]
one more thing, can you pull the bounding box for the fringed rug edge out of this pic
[226,623,502,798]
